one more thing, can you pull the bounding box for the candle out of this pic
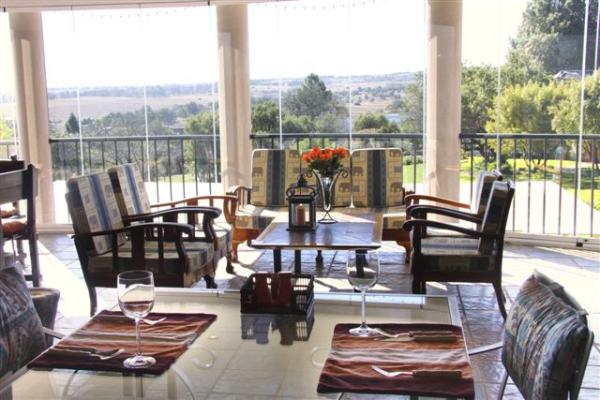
[296,204,306,225]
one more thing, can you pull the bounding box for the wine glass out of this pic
[346,250,379,337]
[117,270,156,368]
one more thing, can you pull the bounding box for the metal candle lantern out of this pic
[286,174,317,231]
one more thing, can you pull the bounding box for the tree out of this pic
[353,112,399,133]
[252,101,279,133]
[282,114,314,133]
[314,113,342,133]
[284,74,338,119]
[65,112,80,135]
[185,111,219,135]
[388,73,423,133]
[506,0,598,75]
[553,74,600,171]
[461,65,498,133]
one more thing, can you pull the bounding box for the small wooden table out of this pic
[252,211,383,273]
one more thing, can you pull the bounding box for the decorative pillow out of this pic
[502,273,589,400]
[0,268,46,378]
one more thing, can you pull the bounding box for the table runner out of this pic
[29,310,216,375]
[317,323,474,398]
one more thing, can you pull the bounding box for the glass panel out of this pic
[0,14,19,158]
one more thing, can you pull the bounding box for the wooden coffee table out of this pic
[252,211,383,273]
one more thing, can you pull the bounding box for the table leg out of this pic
[294,250,302,274]
[315,250,323,268]
[273,249,282,273]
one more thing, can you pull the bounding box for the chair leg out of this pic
[87,284,98,316]
[412,277,421,294]
[315,250,323,267]
[496,370,508,400]
[225,252,234,274]
[204,275,218,289]
[420,280,427,294]
[231,240,240,262]
[28,235,41,287]
[493,281,507,320]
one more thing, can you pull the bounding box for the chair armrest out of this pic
[152,195,238,225]
[407,205,482,224]
[73,222,194,238]
[405,194,471,209]
[227,185,252,208]
[125,206,221,222]
[468,341,503,356]
[402,219,493,238]
[43,327,65,340]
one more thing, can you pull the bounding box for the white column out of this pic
[10,12,55,224]
[216,4,252,190]
[425,0,462,201]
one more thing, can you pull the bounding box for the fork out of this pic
[50,347,125,360]
[371,365,462,379]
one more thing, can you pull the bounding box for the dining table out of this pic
[2,289,466,399]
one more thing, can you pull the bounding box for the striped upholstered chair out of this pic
[349,148,411,252]
[405,170,503,236]
[66,171,219,315]
[470,271,594,400]
[107,163,237,274]
[403,180,515,318]
[228,149,306,260]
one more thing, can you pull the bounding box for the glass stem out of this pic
[135,317,142,357]
[360,289,367,328]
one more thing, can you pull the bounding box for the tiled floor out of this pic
[31,235,600,399]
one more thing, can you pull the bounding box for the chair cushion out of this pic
[251,150,303,207]
[471,171,501,216]
[414,237,492,273]
[0,267,46,378]
[502,273,589,400]
[87,240,215,286]
[108,163,152,218]
[67,172,125,255]
[478,181,511,254]
[235,205,287,230]
[1,220,27,235]
[351,148,404,207]
[382,206,406,229]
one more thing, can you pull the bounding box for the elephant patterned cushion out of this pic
[351,148,404,207]
[108,163,152,218]
[66,172,126,255]
[0,267,46,378]
[502,273,589,400]
[250,149,302,207]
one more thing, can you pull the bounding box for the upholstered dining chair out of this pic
[469,271,594,400]
[66,171,220,315]
[0,163,40,287]
[403,180,515,319]
[107,163,237,274]
[0,267,63,393]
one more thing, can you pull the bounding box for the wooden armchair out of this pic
[66,171,220,315]
[403,180,515,319]
[107,163,237,273]
[0,163,40,286]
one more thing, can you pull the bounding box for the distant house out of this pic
[553,70,594,81]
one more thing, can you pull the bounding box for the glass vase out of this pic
[314,169,347,224]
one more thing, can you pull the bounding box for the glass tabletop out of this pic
[3,290,460,400]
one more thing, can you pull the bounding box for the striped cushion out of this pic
[88,240,215,286]
[478,181,511,254]
[351,148,404,207]
[67,172,125,255]
[0,267,46,378]
[502,274,589,400]
[235,205,287,230]
[251,149,302,207]
[414,237,493,273]
[472,171,501,216]
[108,163,152,217]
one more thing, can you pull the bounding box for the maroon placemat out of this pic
[29,310,216,375]
[317,323,474,398]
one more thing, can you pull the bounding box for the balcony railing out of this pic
[3,132,598,237]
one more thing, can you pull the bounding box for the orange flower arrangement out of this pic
[302,146,349,177]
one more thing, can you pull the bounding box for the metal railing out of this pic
[3,132,594,237]
[0,141,18,158]
[48,135,221,203]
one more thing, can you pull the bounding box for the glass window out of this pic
[0,14,19,158]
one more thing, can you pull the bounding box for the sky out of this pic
[0,0,528,91]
